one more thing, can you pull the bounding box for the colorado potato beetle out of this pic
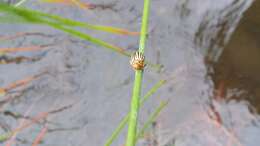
[129,51,146,70]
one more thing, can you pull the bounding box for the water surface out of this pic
[0,0,259,146]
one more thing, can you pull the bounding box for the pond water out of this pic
[0,0,260,146]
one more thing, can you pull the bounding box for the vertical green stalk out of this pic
[126,0,150,146]
[105,80,166,146]
[139,0,150,54]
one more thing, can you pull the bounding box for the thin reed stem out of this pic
[126,0,151,146]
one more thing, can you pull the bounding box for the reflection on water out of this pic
[0,0,260,146]
[200,0,260,146]
[159,0,260,146]
[209,0,260,114]
[195,0,252,62]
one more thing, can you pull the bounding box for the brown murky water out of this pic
[0,0,260,146]
[211,0,260,113]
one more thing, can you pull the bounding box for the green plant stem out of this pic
[105,80,166,146]
[137,100,169,139]
[126,0,150,146]
[127,71,143,146]
[139,0,150,54]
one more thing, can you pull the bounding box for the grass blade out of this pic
[41,0,95,9]
[46,22,131,56]
[136,100,169,139]
[0,45,50,54]
[34,10,139,36]
[0,4,162,70]
[105,80,166,146]
[70,0,95,9]
[0,3,138,36]
[0,4,131,56]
